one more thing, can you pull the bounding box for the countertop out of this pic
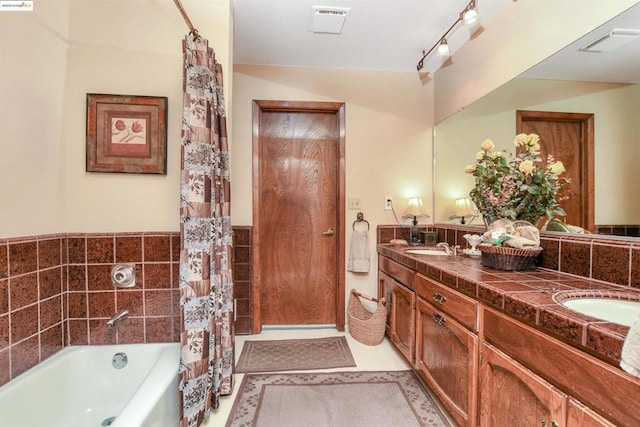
[378,243,640,369]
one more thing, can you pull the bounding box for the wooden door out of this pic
[252,100,345,331]
[516,110,594,231]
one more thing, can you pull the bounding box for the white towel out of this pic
[347,229,370,273]
[620,313,640,377]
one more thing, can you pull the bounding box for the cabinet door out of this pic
[567,398,616,427]
[379,270,415,362]
[416,298,478,427]
[391,280,415,363]
[480,343,566,427]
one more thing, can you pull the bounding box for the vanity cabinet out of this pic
[480,342,566,427]
[378,257,416,363]
[414,273,478,427]
[483,307,640,426]
[378,249,640,426]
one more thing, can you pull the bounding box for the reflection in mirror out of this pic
[434,3,640,238]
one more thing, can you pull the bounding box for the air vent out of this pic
[311,6,350,34]
[580,29,640,52]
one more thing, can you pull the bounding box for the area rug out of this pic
[235,336,356,373]
[225,370,452,427]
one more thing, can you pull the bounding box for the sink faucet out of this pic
[436,242,460,255]
[107,310,129,328]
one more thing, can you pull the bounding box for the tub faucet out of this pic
[107,310,129,328]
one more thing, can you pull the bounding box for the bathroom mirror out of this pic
[434,3,640,238]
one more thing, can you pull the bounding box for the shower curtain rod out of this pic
[173,0,199,39]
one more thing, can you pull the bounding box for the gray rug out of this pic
[235,336,356,373]
[225,370,452,427]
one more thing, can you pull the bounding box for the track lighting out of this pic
[416,0,481,72]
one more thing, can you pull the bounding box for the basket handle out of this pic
[351,289,382,304]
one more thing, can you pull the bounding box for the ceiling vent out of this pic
[311,6,350,34]
[580,29,640,52]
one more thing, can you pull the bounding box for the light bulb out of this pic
[437,39,450,57]
[463,8,479,26]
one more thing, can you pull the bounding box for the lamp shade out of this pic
[454,198,473,217]
[405,197,425,217]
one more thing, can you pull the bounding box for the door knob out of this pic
[322,228,335,235]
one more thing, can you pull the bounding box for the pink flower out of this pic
[114,120,126,131]
[131,121,143,133]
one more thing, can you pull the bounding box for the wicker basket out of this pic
[348,289,387,346]
[478,244,543,271]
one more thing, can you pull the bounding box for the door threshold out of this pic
[262,324,337,330]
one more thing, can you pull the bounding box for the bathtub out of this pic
[0,343,180,427]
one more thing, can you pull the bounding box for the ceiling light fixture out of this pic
[416,0,480,72]
[437,38,450,56]
[463,3,479,26]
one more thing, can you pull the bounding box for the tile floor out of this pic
[203,328,450,426]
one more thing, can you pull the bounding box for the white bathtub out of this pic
[0,343,180,427]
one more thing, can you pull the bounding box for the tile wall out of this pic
[0,231,180,387]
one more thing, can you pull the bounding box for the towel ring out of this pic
[353,212,370,230]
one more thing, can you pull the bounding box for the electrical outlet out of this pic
[384,196,393,211]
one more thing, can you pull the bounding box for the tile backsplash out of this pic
[0,231,180,386]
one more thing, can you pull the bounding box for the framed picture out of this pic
[86,94,168,174]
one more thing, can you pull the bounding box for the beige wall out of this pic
[0,1,70,237]
[232,64,434,299]
[434,0,638,124]
[0,0,232,238]
[434,81,640,226]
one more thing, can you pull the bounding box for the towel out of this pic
[347,229,370,272]
[621,313,640,377]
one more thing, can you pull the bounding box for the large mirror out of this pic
[434,3,640,238]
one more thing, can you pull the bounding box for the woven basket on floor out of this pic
[478,244,543,271]
[348,289,387,346]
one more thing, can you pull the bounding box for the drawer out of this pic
[416,273,477,331]
[379,255,415,290]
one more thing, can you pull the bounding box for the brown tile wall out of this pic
[378,224,640,290]
[0,231,181,387]
[232,227,253,334]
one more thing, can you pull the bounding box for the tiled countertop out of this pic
[378,243,640,369]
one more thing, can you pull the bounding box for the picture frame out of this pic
[86,93,168,174]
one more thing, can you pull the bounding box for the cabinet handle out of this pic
[432,312,446,326]
[433,292,447,304]
[551,422,559,427]
[233,299,237,322]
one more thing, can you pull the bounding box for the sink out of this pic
[405,249,450,256]
[561,298,640,327]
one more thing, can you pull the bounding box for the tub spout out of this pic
[107,310,129,328]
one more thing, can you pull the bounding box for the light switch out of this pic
[348,198,361,210]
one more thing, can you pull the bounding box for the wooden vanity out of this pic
[378,244,640,426]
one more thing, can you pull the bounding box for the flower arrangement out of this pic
[465,133,569,225]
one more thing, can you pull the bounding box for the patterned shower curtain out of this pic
[178,34,234,427]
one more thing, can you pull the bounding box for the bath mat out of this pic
[225,370,452,427]
[235,336,356,373]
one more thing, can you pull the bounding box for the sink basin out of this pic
[405,249,450,256]
[561,298,640,327]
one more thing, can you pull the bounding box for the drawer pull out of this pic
[432,312,446,326]
[433,292,447,304]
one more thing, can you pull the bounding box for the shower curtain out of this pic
[178,34,234,427]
